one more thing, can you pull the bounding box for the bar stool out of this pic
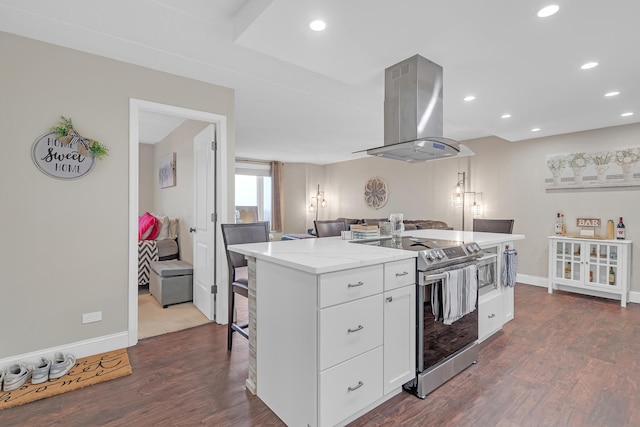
[472,219,514,234]
[221,222,270,351]
[314,219,347,237]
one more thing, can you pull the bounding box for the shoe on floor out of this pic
[49,352,76,380]
[3,363,32,392]
[31,356,51,384]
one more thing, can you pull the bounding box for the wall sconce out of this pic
[309,184,327,221]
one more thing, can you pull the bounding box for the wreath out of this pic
[50,116,109,160]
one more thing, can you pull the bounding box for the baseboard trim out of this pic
[0,332,130,368]
[517,273,638,305]
[516,274,547,287]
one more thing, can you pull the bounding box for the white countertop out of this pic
[228,229,524,275]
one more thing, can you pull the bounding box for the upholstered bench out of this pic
[149,260,193,308]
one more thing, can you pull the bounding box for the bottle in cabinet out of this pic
[565,263,571,279]
[609,267,616,285]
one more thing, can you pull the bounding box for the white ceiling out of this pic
[2,0,639,164]
[138,111,186,144]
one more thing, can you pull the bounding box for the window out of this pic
[235,162,271,227]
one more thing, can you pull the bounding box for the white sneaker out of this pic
[3,363,32,391]
[31,356,51,384]
[49,352,76,379]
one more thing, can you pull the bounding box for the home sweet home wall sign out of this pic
[32,117,108,180]
[32,132,96,179]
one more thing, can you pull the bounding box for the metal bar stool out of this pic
[221,221,270,351]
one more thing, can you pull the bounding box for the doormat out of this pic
[0,348,132,411]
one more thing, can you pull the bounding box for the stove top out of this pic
[352,236,483,271]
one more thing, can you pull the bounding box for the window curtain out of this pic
[271,161,284,232]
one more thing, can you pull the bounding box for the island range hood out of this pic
[365,54,473,162]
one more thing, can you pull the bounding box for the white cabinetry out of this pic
[478,242,516,342]
[548,236,632,307]
[383,259,416,395]
[256,258,416,427]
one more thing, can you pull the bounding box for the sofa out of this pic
[337,218,452,231]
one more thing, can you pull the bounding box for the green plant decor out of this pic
[89,141,109,159]
[50,116,109,160]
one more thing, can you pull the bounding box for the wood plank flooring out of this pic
[2,285,639,426]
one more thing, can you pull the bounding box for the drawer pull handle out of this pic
[347,325,364,333]
[347,281,364,288]
[488,313,496,319]
[347,381,364,392]
[396,271,409,277]
[386,296,393,303]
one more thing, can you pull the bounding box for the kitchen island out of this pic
[229,229,524,427]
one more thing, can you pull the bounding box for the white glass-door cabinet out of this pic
[548,236,632,307]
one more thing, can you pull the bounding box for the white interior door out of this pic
[193,124,216,320]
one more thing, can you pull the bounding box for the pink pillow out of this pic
[138,212,160,240]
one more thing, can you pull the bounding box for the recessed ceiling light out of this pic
[580,62,598,70]
[501,114,512,119]
[309,20,326,31]
[531,128,541,132]
[621,112,634,117]
[537,5,559,18]
[605,91,620,97]
[464,95,476,102]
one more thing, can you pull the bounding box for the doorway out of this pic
[128,99,229,347]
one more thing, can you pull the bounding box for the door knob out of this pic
[189,227,196,233]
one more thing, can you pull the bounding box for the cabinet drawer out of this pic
[319,265,383,308]
[479,293,503,342]
[319,294,383,370]
[384,259,416,291]
[319,346,383,427]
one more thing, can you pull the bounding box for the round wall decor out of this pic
[364,177,388,209]
[32,132,96,180]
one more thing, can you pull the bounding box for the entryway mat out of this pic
[0,348,132,410]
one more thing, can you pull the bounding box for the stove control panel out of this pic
[418,242,483,270]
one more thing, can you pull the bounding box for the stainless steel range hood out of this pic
[365,55,473,162]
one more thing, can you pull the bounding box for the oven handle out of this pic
[420,272,447,286]
[419,261,478,286]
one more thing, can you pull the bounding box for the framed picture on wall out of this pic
[159,152,176,188]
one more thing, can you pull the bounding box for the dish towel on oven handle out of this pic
[502,247,518,287]
[441,265,478,325]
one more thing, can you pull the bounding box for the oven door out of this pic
[417,263,479,373]
[478,248,498,297]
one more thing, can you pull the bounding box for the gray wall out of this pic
[0,32,234,359]
[282,163,325,234]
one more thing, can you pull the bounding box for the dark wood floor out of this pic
[2,285,640,426]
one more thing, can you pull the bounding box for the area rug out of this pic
[0,348,132,410]
[138,293,210,339]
